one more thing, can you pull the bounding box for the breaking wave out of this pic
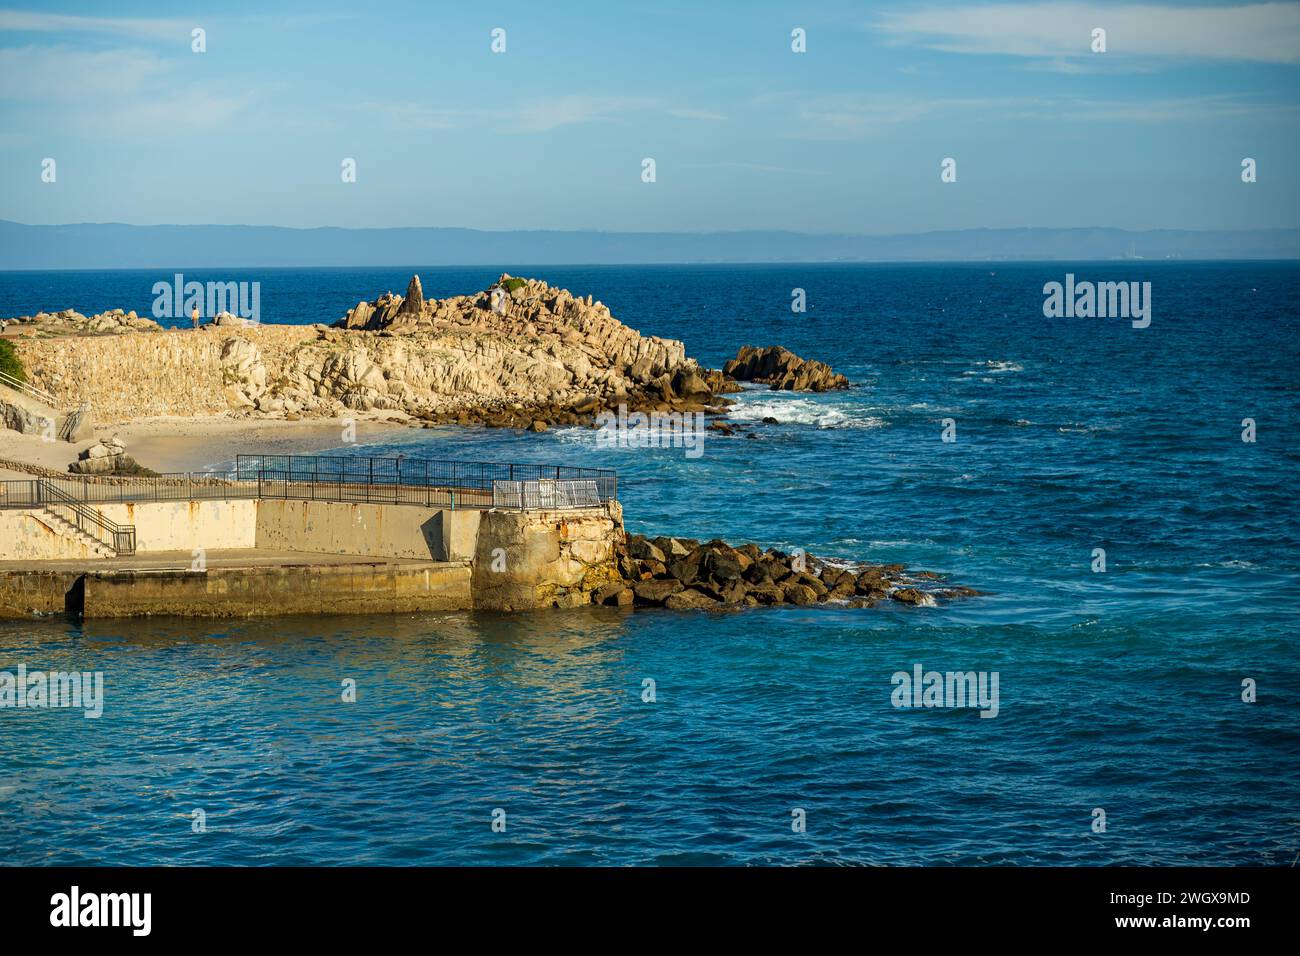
[963,360,1024,375]
[728,395,886,430]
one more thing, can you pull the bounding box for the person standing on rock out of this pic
[191,306,200,330]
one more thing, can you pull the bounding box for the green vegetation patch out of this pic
[0,339,25,383]
[501,277,527,293]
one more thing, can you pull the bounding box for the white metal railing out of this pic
[491,478,603,510]
[0,368,59,408]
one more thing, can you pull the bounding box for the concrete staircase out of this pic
[34,508,116,558]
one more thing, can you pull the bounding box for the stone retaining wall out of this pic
[471,503,623,611]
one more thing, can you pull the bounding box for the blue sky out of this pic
[1,0,1297,233]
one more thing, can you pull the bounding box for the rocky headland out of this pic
[3,275,849,431]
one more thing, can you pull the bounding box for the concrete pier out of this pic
[0,550,472,618]
[0,458,624,618]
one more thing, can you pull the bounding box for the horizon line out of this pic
[5,258,1300,274]
[4,220,1300,237]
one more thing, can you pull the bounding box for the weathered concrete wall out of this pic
[438,508,482,562]
[102,500,258,553]
[0,500,257,560]
[80,562,472,618]
[0,569,83,618]
[472,502,623,610]
[2,500,610,568]
[0,510,108,561]
[0,498,478,562]
[254,499,481,560]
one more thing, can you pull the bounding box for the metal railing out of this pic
[0,369,59,408]
[0,454,617,514]
[0,475,257,508]
[37,479,136,555]
[236,454,618,510]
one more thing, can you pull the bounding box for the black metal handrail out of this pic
[235,453,618,506]
[38,479,136,555]
[0,455,617,515]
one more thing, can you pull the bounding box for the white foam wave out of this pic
[552,426,599,446]
[888,588,937,607]
[968,360,1023,374]
[728,396,885,430]
[1056,422,1120,434]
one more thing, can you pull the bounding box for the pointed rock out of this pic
[400,275,424,315]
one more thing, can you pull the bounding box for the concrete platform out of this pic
[0,492,623,618]
[0,549,473,619]
[0,547,443,573]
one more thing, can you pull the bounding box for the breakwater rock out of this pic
[599,534,978,609]
[723,345,849,392]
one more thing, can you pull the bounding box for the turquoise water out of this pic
[2,263,1298,865]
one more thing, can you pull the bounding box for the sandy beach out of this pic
[0,415,415,480]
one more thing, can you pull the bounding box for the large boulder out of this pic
[723,345,849,392]
[632,579,683,605]
[68,435,152,475]
[664,588,721,610]
[220,336,267,407]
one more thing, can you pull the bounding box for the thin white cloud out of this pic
[514,94,662,132]
[351,101,478,131]
[0,44,253,135]
[876,2,1300,64]
[755,92,946,138]
[0,9,187,41]
[0,44,171,100]
[667,108,727,121]
[683,161,829,176]
[759,89,1289,139]
[353,95,717,133]
[1065,93,1278,121]
[69,88,253,136]
[1023,55,1111,74]
[0,9,352,44]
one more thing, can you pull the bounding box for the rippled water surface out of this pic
[2,263,1298,865]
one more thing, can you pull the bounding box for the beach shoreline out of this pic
[0,415,414,479]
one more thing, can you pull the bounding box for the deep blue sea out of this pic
[2,263,1298,865]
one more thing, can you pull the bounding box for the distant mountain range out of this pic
[2,220,1297,269]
